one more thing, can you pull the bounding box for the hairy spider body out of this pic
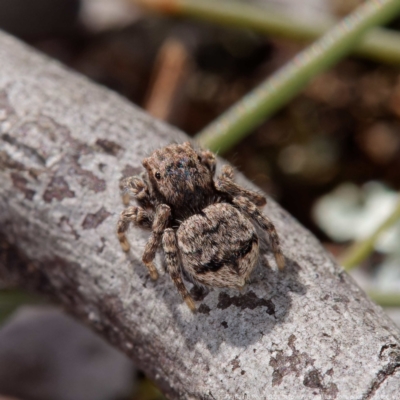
[177,203,259,289]
[117,142,284,311]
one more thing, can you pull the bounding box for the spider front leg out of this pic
[215,165,266,207]
[119,175,152,207]
[117,206,154,251]
[162,228,196,312]
[199,149,216,176]
[232,196,285,270]
[141,204,171,280]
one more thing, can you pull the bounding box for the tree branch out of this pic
[0,31,399,399]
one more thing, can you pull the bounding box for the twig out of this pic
[0,30,400,399]
[144,38,189,121]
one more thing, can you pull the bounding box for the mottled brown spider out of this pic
[117,142,284,311]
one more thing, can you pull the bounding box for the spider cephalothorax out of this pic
[142,142,215,218]
[117,142,284,311]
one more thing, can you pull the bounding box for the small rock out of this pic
[0,306,136,400]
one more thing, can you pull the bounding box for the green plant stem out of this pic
[137,0,400,66]
[341,196,400,270]
[189,0,400,153]
[367,291,400,307]
[358,28,400,65]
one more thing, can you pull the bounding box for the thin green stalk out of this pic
[341,196,400,270]
[367,290,400,307]
[358,28,400,64]
[137,0,400,65]
[191,0,400,153]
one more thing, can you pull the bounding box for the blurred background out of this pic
[1,0,400,399]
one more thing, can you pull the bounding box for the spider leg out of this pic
[141,204,171,280]
[117,206,154,252]
[163,228,196,311]
[215,165,266,207]
[232,196,285,270]
[119,175,152,207]
[198,149,216,175]
[220,164,234,179]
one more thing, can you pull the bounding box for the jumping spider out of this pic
[117,142,284,311]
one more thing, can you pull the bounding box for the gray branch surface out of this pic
[0,31,399,400]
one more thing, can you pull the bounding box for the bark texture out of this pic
[0,31,399,400]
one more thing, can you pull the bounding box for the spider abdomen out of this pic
[176,203,259,288]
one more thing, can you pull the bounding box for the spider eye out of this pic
[155,172,161,180]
